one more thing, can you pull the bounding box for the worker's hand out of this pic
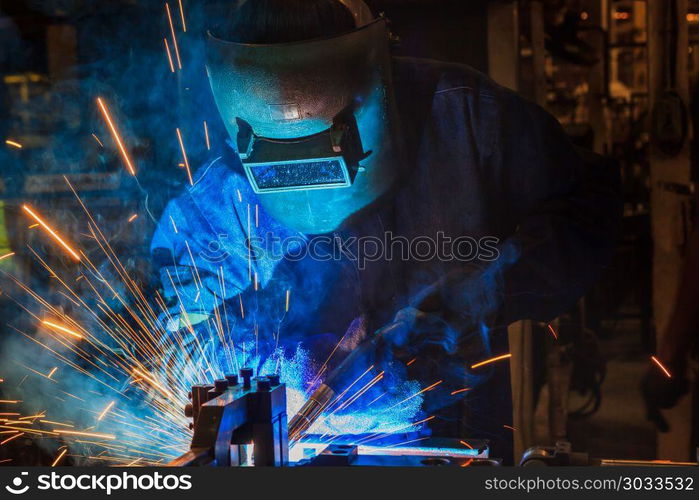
[375,307,460,359]
[640,364,689,432]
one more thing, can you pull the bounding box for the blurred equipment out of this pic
[521,441,698,466]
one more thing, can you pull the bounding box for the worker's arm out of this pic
[403,90,621,334]
[483,90,622,326]
[150,163,265,330]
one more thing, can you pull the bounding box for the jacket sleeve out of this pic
[486,91,622,324]
[150,169,253,326]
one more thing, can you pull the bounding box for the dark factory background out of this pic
[0,0,698,465]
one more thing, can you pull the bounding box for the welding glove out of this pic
[640,364,689,432]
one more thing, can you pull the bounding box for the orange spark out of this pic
[176,128,193,185]
[651,356,672,378]
[42,321,83,340]
[97,401,115,421]
[165,3,182,69]
[39,420,73,428]
[406,357,417,366]
[53,430,115,440]
[0,400,20,404]
[285,289,291,312]
[163,38,175,73]
[22,205,81,261]
[203,120,210,150]
[51,448,68,466]
[451,387,471,396]
[547,324,558,340]
[503,424,516,431]
[177,0,187,31]
[0,252,14,261]
[5,139,22,149]
[127,214,138,223]
[47,367,58,379]
[96,97,136,176]
[91,133,104,147]
[459,439,475,467]
[471,353,512,370]
[0,432,24,445]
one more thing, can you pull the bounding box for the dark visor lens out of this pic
[248,159,349,192]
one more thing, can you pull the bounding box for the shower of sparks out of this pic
[21,205,81,261]
[51,448,68,466]
[97,401,115,421]
[175,128,193,185]
[651,356,672,378]
[470,353,511,370]
[42,321,83,340]
[163,38,175,73]
[165,3,182,70]
[0,175,428,466]
[203,121,210,150]
[5,139,22,149]
[96,97,136,176]
[177,0,187,32]
[547,323,558,340]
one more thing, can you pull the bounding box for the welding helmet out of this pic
[205,0,401,234]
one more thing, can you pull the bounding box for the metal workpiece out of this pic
[173,379,288,467]
[287,383,336,442]
[240,367,254,388]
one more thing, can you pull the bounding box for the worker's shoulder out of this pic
[393,56,511,100]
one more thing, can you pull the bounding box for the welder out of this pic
[151,0,620,462]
